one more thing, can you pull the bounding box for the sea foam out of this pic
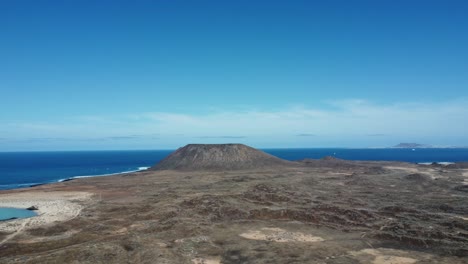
[57,166,150,183]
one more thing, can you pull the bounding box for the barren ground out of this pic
[0,161,467,263]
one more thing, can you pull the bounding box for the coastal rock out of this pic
[26,206,39,211]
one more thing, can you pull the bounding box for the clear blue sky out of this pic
[1,0,468,151]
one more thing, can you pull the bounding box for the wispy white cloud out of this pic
[128,99,468,137]
[297,134,316,137]
[196,136,247,139]
[1,99,468,149]
[367,134,386,137]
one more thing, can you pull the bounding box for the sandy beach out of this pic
[0,191,93,236]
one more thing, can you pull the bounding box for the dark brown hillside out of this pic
[151,144,293,171]
[446,162,468,169]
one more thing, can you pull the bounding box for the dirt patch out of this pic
[21,229,79,244]
[243,184,295,203]
[349,248,422,264]
[239,227,324,243]
[403,173,432,181]
[191,256,221,264]
[385,166,420,173]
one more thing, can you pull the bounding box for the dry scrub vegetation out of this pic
[0,146,467,263]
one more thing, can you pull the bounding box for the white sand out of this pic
[240,227,324,243]
[0,191,93,235]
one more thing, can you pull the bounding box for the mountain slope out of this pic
[151,144,293,171]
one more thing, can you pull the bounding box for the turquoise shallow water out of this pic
[0,207,37,221]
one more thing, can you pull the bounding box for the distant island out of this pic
[392,143,433,148]
[391,143,468,149]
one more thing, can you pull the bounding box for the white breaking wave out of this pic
[57,166,150,183]
[1,166,151,190]
[418,162,455,165]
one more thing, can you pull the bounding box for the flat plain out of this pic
[0,154,467,263]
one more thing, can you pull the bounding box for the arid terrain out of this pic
[0,144,467,263]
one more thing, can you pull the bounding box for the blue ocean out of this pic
[1,148,468,191]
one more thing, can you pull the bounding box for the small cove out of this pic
[0,207,37,221]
